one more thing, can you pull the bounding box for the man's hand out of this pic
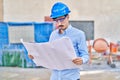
[28,54,34,59]
[72,57,83,65]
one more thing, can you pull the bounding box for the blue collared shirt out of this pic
[49,25,89,80]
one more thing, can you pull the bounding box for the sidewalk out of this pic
[81,69,120,80]
[0,67,51,80]
[0,57,120,80]
[0,65,120,80]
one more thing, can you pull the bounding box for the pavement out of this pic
[0,58,120,80]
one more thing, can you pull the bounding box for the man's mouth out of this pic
[58,25,64,29]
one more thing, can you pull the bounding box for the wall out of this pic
[0,0,3,21]
[3,0,120,42]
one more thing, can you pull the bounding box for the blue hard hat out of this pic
[50,2,71,18]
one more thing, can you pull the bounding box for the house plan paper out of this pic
[22,37,81,70]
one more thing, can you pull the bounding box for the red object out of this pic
[93,38,109,53]
[44,16,53,22]
[110,42,118,53]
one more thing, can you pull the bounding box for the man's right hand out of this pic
[28,54,34,59]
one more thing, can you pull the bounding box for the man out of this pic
[49,2,89,80]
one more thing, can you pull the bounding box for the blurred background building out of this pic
[0,0,120,67]
[0,0,119,42]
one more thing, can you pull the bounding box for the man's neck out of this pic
[59,29,64,34]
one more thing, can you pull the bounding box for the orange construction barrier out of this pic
[110,42,118,53]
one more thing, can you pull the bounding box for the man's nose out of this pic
[57,20,62,25]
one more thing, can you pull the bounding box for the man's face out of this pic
[53,15,69,30]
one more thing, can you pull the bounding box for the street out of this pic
[0,66,120,80]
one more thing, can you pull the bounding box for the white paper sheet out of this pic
[22,37,81,70]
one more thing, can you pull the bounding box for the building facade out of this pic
[1,0,120,42]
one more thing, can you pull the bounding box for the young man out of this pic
[49,2,89,80]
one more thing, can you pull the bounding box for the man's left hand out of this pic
[72,57,83,65]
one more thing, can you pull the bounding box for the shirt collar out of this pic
[65,24,72,33]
